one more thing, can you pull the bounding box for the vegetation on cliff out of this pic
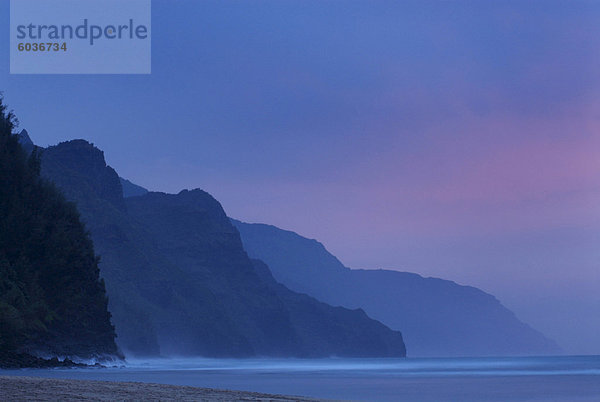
[0,98,118,366]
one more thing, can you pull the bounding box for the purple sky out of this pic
[1,1,599,353]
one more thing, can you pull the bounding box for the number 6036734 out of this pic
[17,42,67,52]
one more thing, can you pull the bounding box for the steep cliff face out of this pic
[125,189,300,356]
[42,140,126,213]
[232,220,561,357]
[41,139,406,357]
[0,107,118,365]
[42,141,197,356]
[127,190,405,357]
[250,259,405,357]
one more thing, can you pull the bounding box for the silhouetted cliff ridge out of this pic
[232,219,561,357]
[41,139,406,357]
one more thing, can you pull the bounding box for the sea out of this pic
[2,355,599,401]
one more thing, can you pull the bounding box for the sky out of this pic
[1,1,599,354]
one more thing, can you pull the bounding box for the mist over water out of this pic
[121,356,600,376]
[3,356,599,401]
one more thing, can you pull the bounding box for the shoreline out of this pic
[0,376,319,401]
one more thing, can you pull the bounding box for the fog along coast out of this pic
[3,356,600,401]
[2,97,599,400]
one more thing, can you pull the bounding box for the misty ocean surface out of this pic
[2,355,599,401]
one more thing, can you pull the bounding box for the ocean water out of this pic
[2,355,599,401]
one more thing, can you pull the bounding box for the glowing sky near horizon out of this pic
[1,1,599,353]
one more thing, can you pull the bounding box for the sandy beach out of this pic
[0,376,319,401]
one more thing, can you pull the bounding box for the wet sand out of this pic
[0,376,319,401]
